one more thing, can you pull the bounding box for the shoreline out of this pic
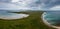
[0,14,29,20]
[41,12,60,29]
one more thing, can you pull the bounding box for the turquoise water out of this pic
[43,12,60,26]
[0,10,29,19]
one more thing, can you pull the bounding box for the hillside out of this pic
[0,11,55,29]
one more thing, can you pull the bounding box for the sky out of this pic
[0,0,60,11]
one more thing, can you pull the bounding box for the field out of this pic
[0,11,55,29]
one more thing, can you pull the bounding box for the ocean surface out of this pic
[0,10,29,20]
[43,12,60,27]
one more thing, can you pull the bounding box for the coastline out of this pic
[41,12,60,29]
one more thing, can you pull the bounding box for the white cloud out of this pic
[11,0,38,7]
[0,0,41,11]
[0,2,32,10]
[0,3,20,10]
[11,0,19,2]
[50,5,60,11]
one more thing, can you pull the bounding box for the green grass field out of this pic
[0,11,55,29]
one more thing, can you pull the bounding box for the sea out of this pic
[0,10,29,19]
[43,11,60,27]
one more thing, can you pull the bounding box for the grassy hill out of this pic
[0,11,55,29]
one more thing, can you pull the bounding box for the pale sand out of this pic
[0,14,29,20]
[41,12,60,29]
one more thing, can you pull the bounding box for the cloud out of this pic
[50,5,60,11]
[0,0,11,3]
[0,0,60,11]
[11,0,19,2]
[0,0,41,10]
[0,3,20,10]
[0,2,33,10]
